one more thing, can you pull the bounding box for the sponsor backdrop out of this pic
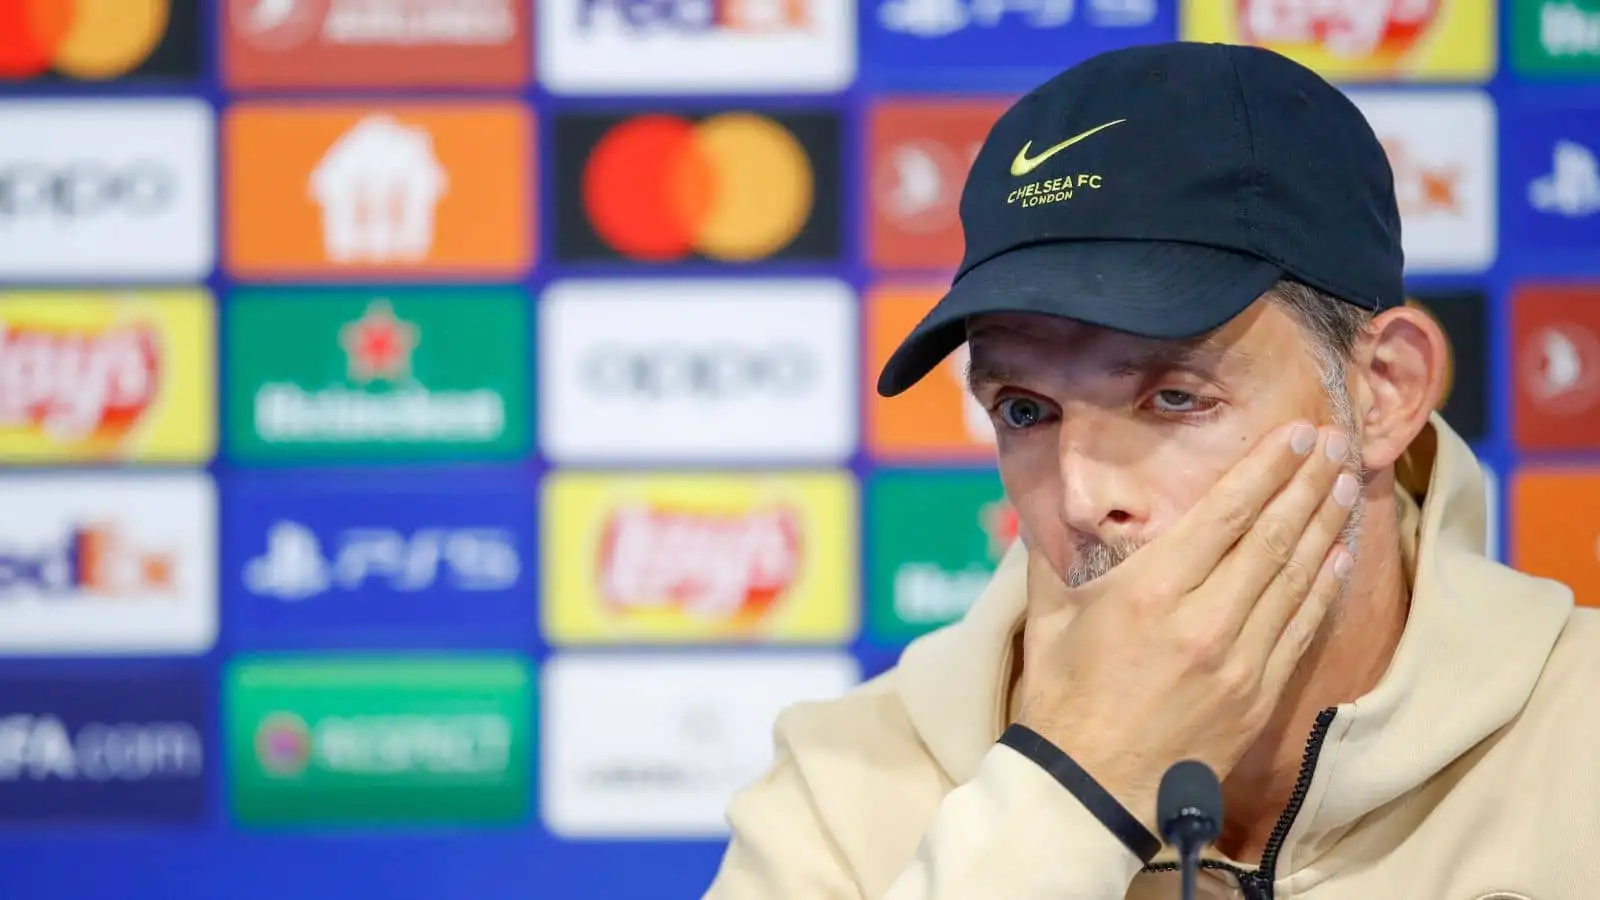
[0,1,1597,899]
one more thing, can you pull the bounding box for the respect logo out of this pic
[226,654,533,827]
[541,472,857,644]
[0,290,214,464]
[1181,0,1495,82]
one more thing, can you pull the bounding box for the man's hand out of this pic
[1013,421,1358,830]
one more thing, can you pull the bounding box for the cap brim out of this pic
[876,240,1285,397]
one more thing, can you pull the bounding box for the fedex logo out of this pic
[539,0,853,95]
[0,474,215,656]
[0,525,174,597]
[578,0,811,31]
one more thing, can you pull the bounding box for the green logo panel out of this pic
[226,655,533,828]
[225,287,531,463]
[866,470,1014,645]
[1513,0,1600,76]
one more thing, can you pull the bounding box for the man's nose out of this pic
[1057,415,1148,543]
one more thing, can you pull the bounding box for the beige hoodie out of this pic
[703,415,1600,900]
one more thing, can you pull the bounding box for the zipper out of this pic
[1141,707,1338,899]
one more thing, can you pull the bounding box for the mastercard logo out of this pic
[581,113,815,263]
[0,0,170,79]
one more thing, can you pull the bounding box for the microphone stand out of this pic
[1179,842,1199,900]
[1157,760,1223,900]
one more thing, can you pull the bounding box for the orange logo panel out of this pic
[865,285,996,461]
[224,102,533,279]
[1511,469,1600,609]
[1511,284,1600,452]
[866,99,1009,272]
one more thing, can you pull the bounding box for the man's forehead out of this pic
[962,311,1260,385]
[966,313,1236,354]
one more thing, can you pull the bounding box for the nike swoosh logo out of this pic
[1009,119,1128,177]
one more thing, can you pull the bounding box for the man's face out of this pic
[965,299,1365,587]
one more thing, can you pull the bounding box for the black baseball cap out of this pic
[876,41,1405,397]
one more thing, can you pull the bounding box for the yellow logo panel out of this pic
[1180,0,1496,82]
[0,290,215,464]
[542,472,858,645]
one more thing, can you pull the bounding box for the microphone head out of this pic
[1157,759,1223,846]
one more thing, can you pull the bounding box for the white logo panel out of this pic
[1345,91,1497,275]
[541,652,860,837]
[0,474,218,655]
[0,100,215,281]
[538,0,856,95]
[539,279,858,464]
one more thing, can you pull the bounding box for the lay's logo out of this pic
[0,291,214,464]
[598,503,803,624]
[542,472,857,645]
[0,322,160,445]
[1181,0,1495,82]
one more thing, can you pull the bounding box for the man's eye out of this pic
[997,397,1045,429]
[1151,390,1204,412]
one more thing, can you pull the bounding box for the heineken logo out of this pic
[226,288,531,463]
[1539,0,1600,56]
[340,300,419,384]
[980,498,1019,561]
[868,472,1010,644]
[1514,0,1600,74]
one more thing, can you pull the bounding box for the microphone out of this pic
[1157,760,1223,900]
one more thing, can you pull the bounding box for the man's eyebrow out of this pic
[964,357,1010,397]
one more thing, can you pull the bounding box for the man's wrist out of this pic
[997,723,1162,864]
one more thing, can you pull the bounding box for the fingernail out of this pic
[1289,423,1316,455]
[1333,549,1354,580]
[1333,473,1359,507]
[1324,431,1350,462]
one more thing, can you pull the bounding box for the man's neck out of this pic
[1214,485,1413,864]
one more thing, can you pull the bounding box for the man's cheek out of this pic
[1142,450,1240,530]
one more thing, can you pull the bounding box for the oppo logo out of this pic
[0,161,175,219]
[580,343,815,399]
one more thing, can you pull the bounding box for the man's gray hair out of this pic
[1268,280,1373,387]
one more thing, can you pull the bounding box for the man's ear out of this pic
[1354,305,1449,471]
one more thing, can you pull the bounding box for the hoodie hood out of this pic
[895,414,1574,875]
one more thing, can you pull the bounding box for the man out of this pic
[701,42,1600,900]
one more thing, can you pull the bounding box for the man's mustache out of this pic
[1066,537,1146,587]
